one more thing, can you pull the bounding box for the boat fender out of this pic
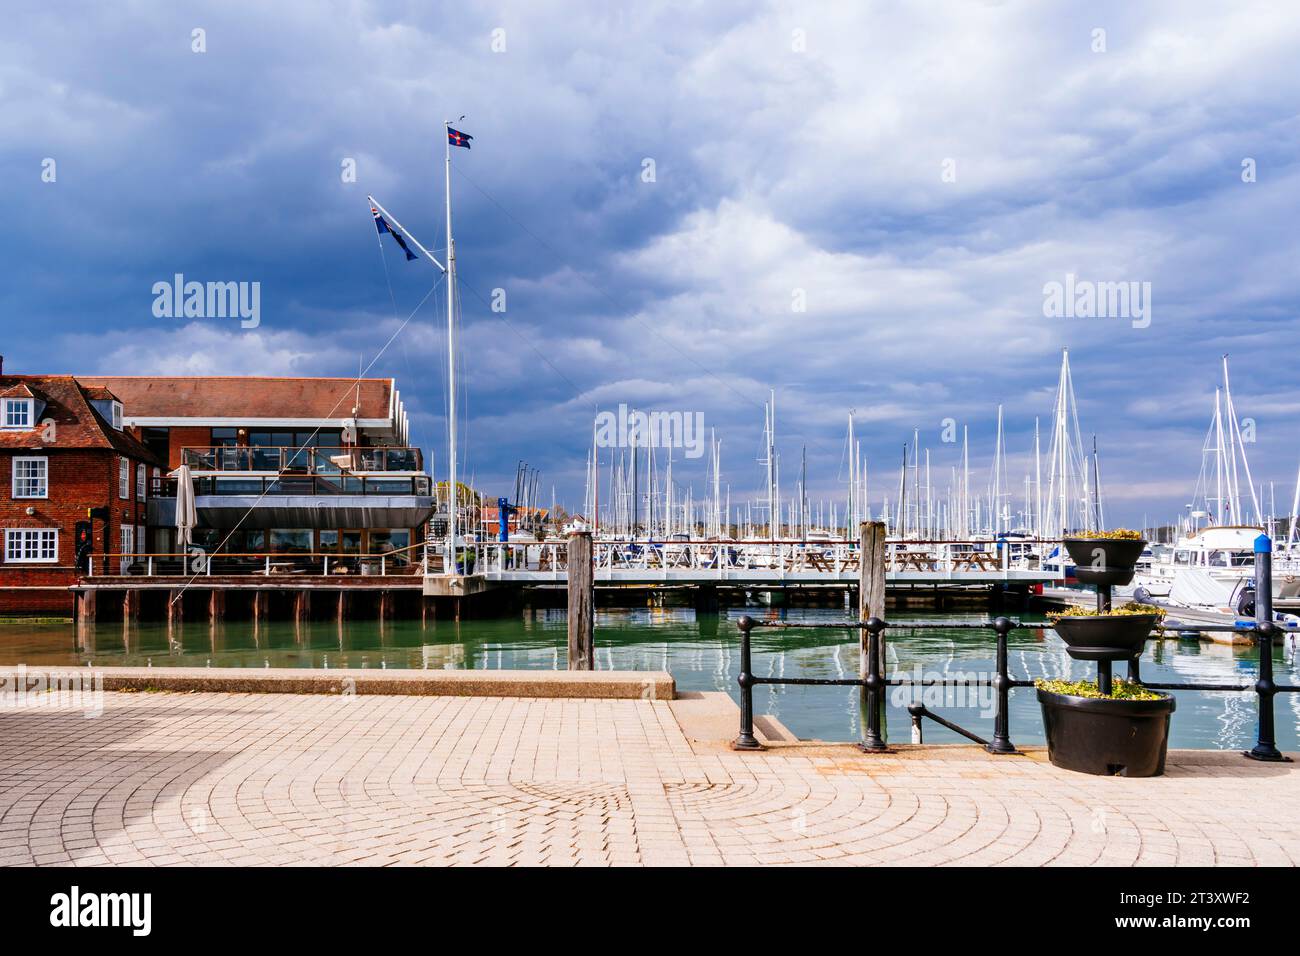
[1133,586,1152,604]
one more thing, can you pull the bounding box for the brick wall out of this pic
[0,448,151,615]
[166,426,212,469]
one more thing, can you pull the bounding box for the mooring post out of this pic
[858,521,888,750]
[1247,533,1287,761]
[987,616,1017,754]
[733,615,763,750]
[566,528,594,670]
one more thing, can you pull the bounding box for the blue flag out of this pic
[447,127,473,149]
[371,205,418,261]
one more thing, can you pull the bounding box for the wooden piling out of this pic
[122,588,140,623]
[76,589,96,628]
[250,590,268,625]
[166,589,182,633]
[208,589,225,624]
[566,529,594,670]
[859,521,887,741]
[336,589,349,624]
[293,590,311,624]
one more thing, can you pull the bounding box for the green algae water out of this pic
[1,607,1296,751]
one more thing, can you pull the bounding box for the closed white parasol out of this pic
[170,463,198,549]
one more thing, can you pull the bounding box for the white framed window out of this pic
[5,528,57,563]
[111,401,123,430]
[136,462,146,501]
[2,398,33,429]
[119,457,129,499]
[11,457,48,499]
[120,525,133,573]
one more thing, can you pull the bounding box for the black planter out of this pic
[1063,537,1147,587]
[1038,688,1175,776]
[1051,613,1160,661]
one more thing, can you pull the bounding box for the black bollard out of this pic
[987,616,1017,754]
[1246,534,1288,762]
[859,617,889,752]
[733,615,763,751]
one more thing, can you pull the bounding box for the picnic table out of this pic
[895,550,936,571]
[952,551,1001,571]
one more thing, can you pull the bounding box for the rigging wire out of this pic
[168,267,442,603]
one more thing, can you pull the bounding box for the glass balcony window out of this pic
[214,476,263,494]
[270,529,312,553]
[365,478,413,494]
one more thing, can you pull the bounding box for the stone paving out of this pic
[1,691,1298,866]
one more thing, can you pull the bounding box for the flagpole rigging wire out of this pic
[167,271,443,603]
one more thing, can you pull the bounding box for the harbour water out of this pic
[3,608,1296,750]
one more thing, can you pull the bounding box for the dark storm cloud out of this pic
[4,0,1300,523]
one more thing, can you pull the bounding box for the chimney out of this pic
[0,355,4,374]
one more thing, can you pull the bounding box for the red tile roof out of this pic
[0,375,160,463]
[77,376,396,420]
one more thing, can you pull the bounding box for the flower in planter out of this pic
[1049,601,1165,621]
[1066,528,1144,540]
[1035,677,1164,700]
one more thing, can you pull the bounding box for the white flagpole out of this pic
[445,120,459,572]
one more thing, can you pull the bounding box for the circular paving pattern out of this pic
[0,692,1296,866]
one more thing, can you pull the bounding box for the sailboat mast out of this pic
[1288,461,1300,547]
[993,405,1003,535]
[962,426,970,538]
[1058,351,1068,537]
[1091,435,1102,529]
[1213,388,1224,524]
[1034,418,1041,539]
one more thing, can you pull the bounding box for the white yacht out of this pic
[1131,525,1262,598]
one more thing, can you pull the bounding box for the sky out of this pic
[4,1,1300,528]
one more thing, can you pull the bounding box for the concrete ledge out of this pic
[0,667,675,700]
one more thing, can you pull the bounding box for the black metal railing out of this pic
[733,541,1298,760]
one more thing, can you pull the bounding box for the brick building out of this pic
[0,367,161,615]
[77,375,432,569]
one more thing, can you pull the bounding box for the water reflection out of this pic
[8,607,1299,751]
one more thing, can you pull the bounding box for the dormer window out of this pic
[2,398,33,429]
[111,401,123,430]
